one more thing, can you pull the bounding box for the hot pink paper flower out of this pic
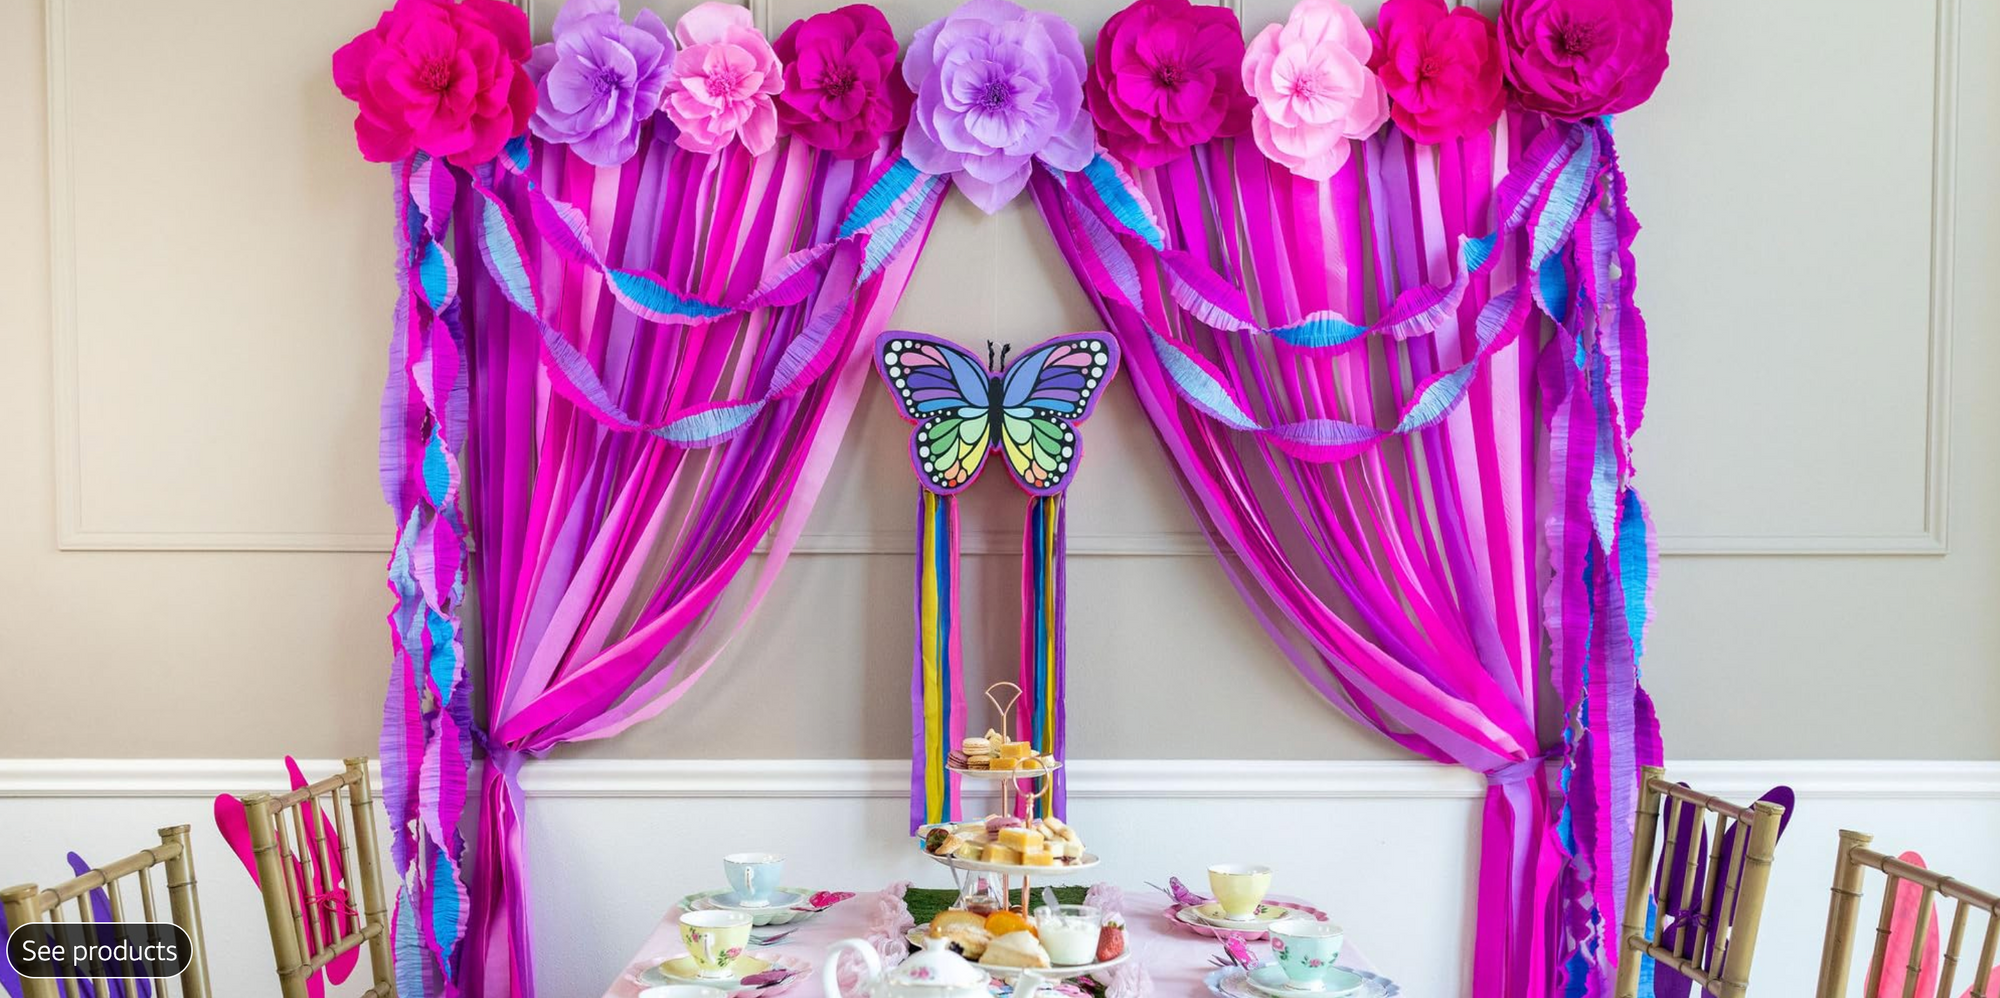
[1084,0,1251,169]
[662,2,784,155]
[332,0,536,165]
[1499,0,1671,120]
[1241,0,1387,181]
[1372,0,1505,144]
[773,5,911,158]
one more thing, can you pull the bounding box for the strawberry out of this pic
[1096,914,1126,961]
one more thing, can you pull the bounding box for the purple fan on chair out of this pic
[1650,786,1795,998]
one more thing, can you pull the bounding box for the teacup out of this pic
[1268,918,1345,991]
[679,910,752,978]
[1207,863,1273,920]
[723,852,785,906]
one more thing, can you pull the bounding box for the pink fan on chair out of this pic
[214,757,361,998]
[1876,852,1940,998]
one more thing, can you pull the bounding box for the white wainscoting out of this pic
[3,760,1997,998]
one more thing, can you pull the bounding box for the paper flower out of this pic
[662,2,784,155]
[773,5,912,158]
[523,0,673,166]
[1084,0,1250,169]
[332,0,536,165]
[1371,0,1506,144]
[1241,0,1388,181]
[1083,882,1127,916]
[901,0,1095,213]
[1499,0,1672,120]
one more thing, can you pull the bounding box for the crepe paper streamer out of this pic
[1018,494,1066,820]
[377,152,474,998]
[459,143,946,447]
[1876,851,1942,998]
[911,489,965,831]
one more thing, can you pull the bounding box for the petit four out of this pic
[995,826,1044,852]
[979,931,1051,970]
[920,813,1089,867]
[980,843,1021,865]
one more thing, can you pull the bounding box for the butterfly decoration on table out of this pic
[875,332,1120,497]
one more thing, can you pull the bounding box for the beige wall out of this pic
[2,0,1995,762]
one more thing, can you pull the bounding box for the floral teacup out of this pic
[1268,918,1344,991]
[680,910,752,978]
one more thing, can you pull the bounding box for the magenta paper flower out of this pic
[1371,0,1505,144]
[1499,0,1671,120]
[1084,0,1250,169]
[773,5,910,158]
[524,0,673,166]
[1242,0,1387,181]
[332,0,536,165]
[902,0,1094,214]
[662,2,784,155]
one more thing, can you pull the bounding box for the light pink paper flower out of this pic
[1241,0,1388,180]
[662,2,784,155]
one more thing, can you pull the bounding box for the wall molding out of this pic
[1657,0,1959,558]
[4,758,1997,802]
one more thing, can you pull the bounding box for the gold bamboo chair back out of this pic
[0,825,213,998]
[1616,766,1788,998]
[241,757,396,998]
[1816,830,2000,998]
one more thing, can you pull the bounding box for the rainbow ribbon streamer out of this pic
[1018,495,1067,820]
[911,490,965,831]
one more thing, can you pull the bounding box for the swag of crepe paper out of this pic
[1647,786,1794,998]
[214,758,361,998]
[1875,852,1941,998]
[457,140,945,447]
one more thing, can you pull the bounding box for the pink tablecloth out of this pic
[602,888,1383,998]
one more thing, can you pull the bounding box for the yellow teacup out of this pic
[1207,864,1274,921]
[678,910,752,978]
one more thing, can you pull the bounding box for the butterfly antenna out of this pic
[1000,343,1013,367]
[986,341,997,370]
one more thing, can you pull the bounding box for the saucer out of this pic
[1243,964,1366,998]
[1168,900,1327,940]
[709,889,806,910]
[642,954,774,987]
[1192,902,1290,926]
[684,888,817,925]
[1204,965,1396,998]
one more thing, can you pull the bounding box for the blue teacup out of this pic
[1268,918,1345,991]
[723,852,784,906]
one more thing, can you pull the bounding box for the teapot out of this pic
[824,936,1047,998]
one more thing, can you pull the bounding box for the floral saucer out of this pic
[682,889,822,926]
[708,889,807,911]
[633,951,812,992]
[1166,900,1327,940]
[1204,964,1396,998]
[1243,964,1366,998]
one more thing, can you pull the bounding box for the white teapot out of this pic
[825,936,1047,998]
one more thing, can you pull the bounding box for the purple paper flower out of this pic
[1500,0,1672,120]
[1085,0,1250,169]
[901,0,1094,213]
[524,0,673,166]
[774,5,911,158]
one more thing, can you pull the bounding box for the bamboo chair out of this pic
[1616,766,1789,998]
[1815,830,2000,998]
[241,757,396,998]
[0,825,213,998]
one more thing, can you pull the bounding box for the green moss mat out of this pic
[902,885,1093,927]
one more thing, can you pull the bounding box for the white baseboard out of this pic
[3,759,1997,998]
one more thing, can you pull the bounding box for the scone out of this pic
[930,910,988,934]
[934,923,992,959]
[979,930,1052,969]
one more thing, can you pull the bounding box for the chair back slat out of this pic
[245,758,396,998]
[0,825,213,998]
[1616,767,1789,998]
[1815,834,2000,997]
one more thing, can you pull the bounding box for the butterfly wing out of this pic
[876,332,997,494]
[995,334,1119,496]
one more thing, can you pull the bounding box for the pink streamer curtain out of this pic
[1033,115,1658,997]
[450,134,939,998]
